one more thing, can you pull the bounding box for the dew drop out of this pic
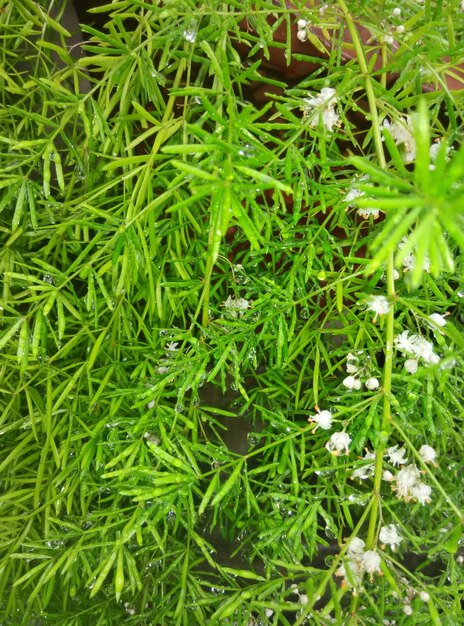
[247,432,260,447]
[183,26,197,43]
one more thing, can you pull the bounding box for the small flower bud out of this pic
[343,375,361,390]
[365,377,380,390]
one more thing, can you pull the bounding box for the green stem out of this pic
[336,0,386,170]
[336,0,394,551]
[199,19,232,327]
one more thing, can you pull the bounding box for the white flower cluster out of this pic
[296,18,309,42]
[394,465,432,504]
[382,116,416,163]
[344,176,383,220]
[342,352,380,392]
[383,116,450,169]
[352,444,437,503]
[302,87,340,132]
[385,444,436,505]
[222,295,250,317]
[336,537,382,588]
[394,330,440,371]
[397,237,431,274]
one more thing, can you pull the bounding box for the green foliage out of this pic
[0,1,463,624]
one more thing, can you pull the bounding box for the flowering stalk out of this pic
[366,250,395,546]
[336,0,394,550]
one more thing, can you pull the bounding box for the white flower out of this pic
[222,296,250,317]
[362,550,382,577]
[165,341,179,352]
[347,537,366,558]
[344,178,383,220]
[382,116,416,163]
[297,19,307,29]
[412,336,439,364]
[420,591,430,602]
[299,594,309,606]
[395,330,415,353]
[392,7,401,16]
[326,431,351,455]
[344,187,364,204]
[394,330,440,365]
[386,445,408,467]
[384,35,394,45]
[382,470,394,481]
[338,538,382,586]
[411,481,432,504]
[352,451,376,480]
[357,207,381,219]
[429,139,450,168]
[342,375,361,390]
[404,358,418,373]
[335,559,364,588]
[398,237,431,273]
[395,464,421,499]
[365,377,380,390]
[429,142,440,162]
[379,524,402,551]
[265,608,274,618]
[396,24,405,34]
[419,444,437,465]
[403,604,413,616]
[429,313,447,328]
[309,409,333,430]
[367,295,391,316]
[302,87,340,132]
[296,29,307,42]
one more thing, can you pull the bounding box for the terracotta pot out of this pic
[234,1,464,92]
